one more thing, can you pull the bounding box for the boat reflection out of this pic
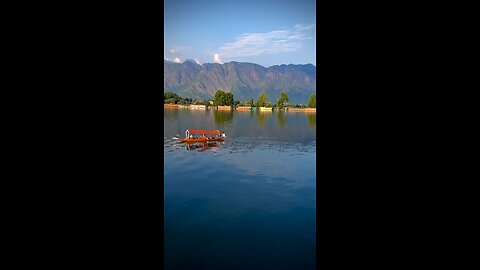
[183,141,225,152]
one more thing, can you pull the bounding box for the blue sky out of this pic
[164,0,316,67]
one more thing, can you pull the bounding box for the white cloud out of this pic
[165,46,190,61]
[216,24,314,60]
[167,46,189,55]
[214,53,223,64]
[164,57,182,63]
[294,24,315,31]
[195,58,202,65]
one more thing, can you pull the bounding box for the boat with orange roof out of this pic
[178,129,226,143]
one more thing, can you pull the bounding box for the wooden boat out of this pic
[178,129,226,143]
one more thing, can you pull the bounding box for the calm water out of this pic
[164,108,316,270]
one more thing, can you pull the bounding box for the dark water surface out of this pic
[164,108,316,270]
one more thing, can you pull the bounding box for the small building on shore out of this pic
[217,105,232,110]
[236,106,252,111]
[287,107,316,112]
[189,104,207,110]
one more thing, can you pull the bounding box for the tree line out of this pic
[164,90,316,108]
[250,91,315,108]
[164,92,193,105]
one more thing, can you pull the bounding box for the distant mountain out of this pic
[184,59,198,64]
[164,61,316,104]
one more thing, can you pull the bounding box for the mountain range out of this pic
[164,60,316,104]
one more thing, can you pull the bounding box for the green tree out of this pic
[225,92,234,106]
[307,93,316,108]
[277,91,289,107]
[165,98,176,104]
[164,92,186,104]
[164,92,173,102]
[257,92,268,107]
[164,92,178,100]
[249,98,254,107]
[214,90,235,106]
[214,90,225,106]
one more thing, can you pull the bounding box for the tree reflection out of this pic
[213,110,233,125]
[276,111,287,128]
[307,113,316,127]
[256,111,271,126]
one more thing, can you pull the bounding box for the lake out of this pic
[164,108,316,270]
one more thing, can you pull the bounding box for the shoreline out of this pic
[164,104,316,113]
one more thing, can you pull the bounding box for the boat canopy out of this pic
[187,129,221,135]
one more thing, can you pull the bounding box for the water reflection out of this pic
[164,108,316,146]
[213,110,233,125]
[276,111,287,128]
[256,110,272,126]
[164,108,316,270]
[164,107,180,121]
[307,113,316,127]
[183,141,225,152]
